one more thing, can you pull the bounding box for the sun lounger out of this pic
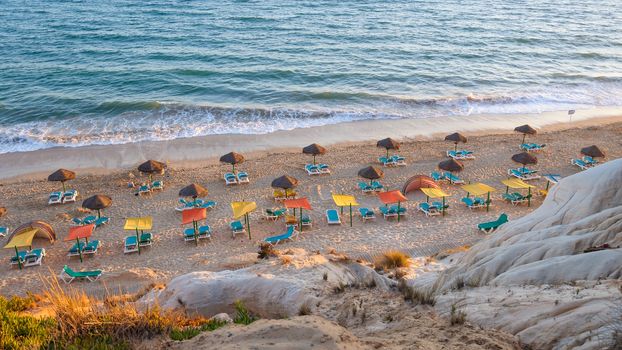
[508,168,540,181]
[326,209,341,225]
[22,248,46,267]
[358,182,374,193]
[391,155,406,166]
[59,265,102,284]
[477,213,508,233]
[378,156,395,167]
[94,217,110,227]
[502,192,529,205]
[520,143,546,152]
[462,197,485,209]
[138,185,151,195]
[359,208,376,221]
[83,216,97,225]
[300,214,313,228]
[444,172,464,184]
[230,220,245,237]
[82,240,100,255]
[318,164,330,174]
[273,189,286,201]
[124,236,139,254]
[139,232,153,246]
[371,181,384,191]
[430,171,446,182]
[10,248,45,267]
[237,172,250,183]
[0,226,7,237]
[48,191,63,205]
[67,242,86,257]
[418,202,440,217]
[264,226,298,246]
[183,225,211,242]
[447,150,475,160]
[151,181,164,191]
[571,158,590,170]
[583,156,599,166]
[224,173,238,185]
[285,189,297,199]
[379,206,398,219]
[431,202,448,212]
[264,208,286,221]
[305,164,321,176]
[63,189,79,203]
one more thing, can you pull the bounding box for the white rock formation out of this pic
[146,249,395,318]
[413,159,622,350]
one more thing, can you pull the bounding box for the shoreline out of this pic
[1,107,622,181]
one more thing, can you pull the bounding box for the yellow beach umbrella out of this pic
[420,188,451,216]
[501,178,535,206]
[231,201,257,239]
[332,194,359,227]
[124,217,153,254]
[4,228,38,270]
[461,183,497,212]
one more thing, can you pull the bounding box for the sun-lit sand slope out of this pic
[0,121,621,296]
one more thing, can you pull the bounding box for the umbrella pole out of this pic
[522,134,526,144]
[246,214,251,240]
[76,238,83,263]
[454,143,457,152]
[233,164,235,174]
[545,181,550,191]
[397,202,401,222]
[62,181,66,193]
[486,192,490,212]
[97,209,101,219]
[299,209,302,232]
[528,188,531,207]
[349,204,352,227]
[15,246,22,270]
[194,220,198,246]
[136,228,140,255]
[466,192,470,199]
[313,155,316,165]
[442,197,446,216]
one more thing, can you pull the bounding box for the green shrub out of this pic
[233,300,257,325]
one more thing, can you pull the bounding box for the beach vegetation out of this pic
[233,300,257,325]
[450,304,467,325]
[0,276,237,349]
[398,280,436,306]
[298,303,312,316]
[374,251,411,271]
[257,243,278,259]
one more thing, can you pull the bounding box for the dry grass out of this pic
[374,251,411,270]
[450,304,467,325]
[279,255,293,265]
[257,243,279,259]
[434,245,471,260]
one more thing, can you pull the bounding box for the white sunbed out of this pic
[224,173,238,185]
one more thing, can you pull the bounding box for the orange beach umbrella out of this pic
[377,190,408,222]
[284,197,312,231]
[64,224,95,262]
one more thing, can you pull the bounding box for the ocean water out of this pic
[1,0,621,153]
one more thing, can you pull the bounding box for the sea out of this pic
[1,0,621,153]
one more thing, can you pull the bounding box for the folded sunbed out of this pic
[59,265,102,284]
[237,172,250,183]
[224,173,238,185]
[48,191,63,205]
[63,189,79,203]
[326,209,341,225]
[264,226,298,246]
[477,213,508,233]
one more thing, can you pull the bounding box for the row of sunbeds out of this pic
[571,156,599,170]
[378,155,407,167]
[48,189,79,205]
[137,181,164,195]
[305,164,330,175]
[175,198,217,212]
[224,172,249,185]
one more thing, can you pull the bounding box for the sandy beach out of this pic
[0,117,621,297]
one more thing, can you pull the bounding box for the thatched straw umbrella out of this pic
[302,144,327,165]
[376,138,400,158]
[271,175,299,189]
[444,133,467,151]
[48,169,76,192]
[438,158,464,173]
[580,145,605,158]
[514,124,537,144]
[179,184,208,199]
[138,160,166,182]
[219,152,245,173]
[82,195,112,218]
[358,166,384,184]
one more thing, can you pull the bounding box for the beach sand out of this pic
[0,118,621,297]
